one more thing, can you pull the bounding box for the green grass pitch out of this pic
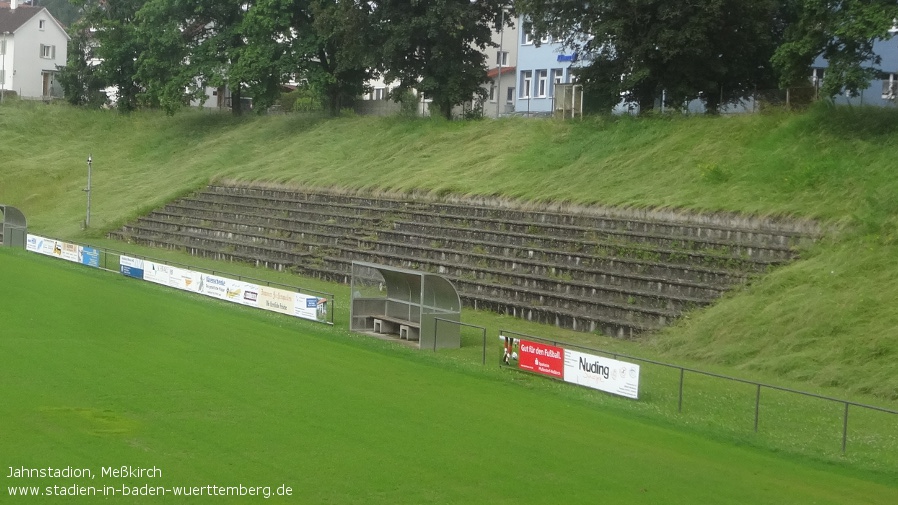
[1,248,896,504]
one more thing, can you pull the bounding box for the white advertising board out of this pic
[26,234,100,268]
[144,260,202,293]
[563,349,640,399]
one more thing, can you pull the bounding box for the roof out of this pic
[0,3,69,39]
[487,66,516,80]
[0,4,39,33]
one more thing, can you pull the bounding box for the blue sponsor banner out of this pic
[120,256,145,279]
[80,247,100,268]
[306,297,319,309]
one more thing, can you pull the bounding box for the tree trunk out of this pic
[230,86,243,116]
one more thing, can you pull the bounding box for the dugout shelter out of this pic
[0,205,27,248]
[350,261,461,349]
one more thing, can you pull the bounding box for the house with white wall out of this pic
[482,13,518,118]
[0,0,69,100]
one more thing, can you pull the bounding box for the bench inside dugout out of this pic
[350,261,461,349]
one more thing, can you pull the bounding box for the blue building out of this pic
[812,34,898,107]
[513,16,580,115]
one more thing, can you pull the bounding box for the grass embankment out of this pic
[1,249,896,504]
[1,101,897,403]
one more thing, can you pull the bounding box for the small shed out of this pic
[350,261,462,349]
[0,205,27,248]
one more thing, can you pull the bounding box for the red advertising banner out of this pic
[517,339,564,378]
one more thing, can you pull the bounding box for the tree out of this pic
[135,0,267,115]
[375,0,505,119]
[56,25,108,108]
[516,0,786,113]
[772,0,898,97]
[75,0,148,113]
[245,0,378,116]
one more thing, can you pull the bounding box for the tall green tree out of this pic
[74,0,147,113]
[57,25,108,108]
[517,0,787,113]
[772,0,898,97]
[244,0,378,116]
[135,0,266,115]
[376,0,505,119]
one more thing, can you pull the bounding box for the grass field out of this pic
[3,101,898,501]
[2,101,898,401]
[2,248,897,504]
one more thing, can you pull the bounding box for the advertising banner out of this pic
[144,261,202,293]
[563,350,640,399]
[236,281,260,308]
[26,235,99,269]
[80,247,100,268]
[25,234,41,252]
[197,273,230,300]
[295,294,328,322]
[517,339,565,379]
[60,242,80,263]
[120,256,145,279]
[259,285,296,316]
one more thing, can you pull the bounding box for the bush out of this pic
[277,87,322,113]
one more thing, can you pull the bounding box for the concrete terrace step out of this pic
[109,184,819,337]
[112,229,656,337]
[153,200,759,280]
[183,192,791,265]
[137,209,734,297]
[121,221,694,319]
[204,185,812,250]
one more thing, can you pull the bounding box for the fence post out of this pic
[842,402,850,453]
[433,318,438,352]
[481,328,486,365]
[678,368,685,413]
[754,384,761,432]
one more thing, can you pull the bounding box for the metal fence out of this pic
[496,329,898,455]
[433,317,487,364]
[86,244,336,326]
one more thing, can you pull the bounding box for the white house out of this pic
[0,0,70,100]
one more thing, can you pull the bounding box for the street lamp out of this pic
[83,155,92,228]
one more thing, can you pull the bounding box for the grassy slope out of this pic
[1,249,896,504]
[1,101,897,401]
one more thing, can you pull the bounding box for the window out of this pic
[811,68,824,87]
[551,69,564,85]
[506,87,515,104]
[536,70,548,97]
[0,70,5,86]
[883,74,897,99]
[489,84,496,102]
[520,71,532,98]
[496,51,508,67]
[541,34,551,44]
[373,87,385,100]
[39,20,46,30]
[522,22,533,45]
[0,38,6,56]
[550,69,564,96]
[40,44,56,59]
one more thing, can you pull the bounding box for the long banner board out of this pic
[26,234,100,268]
[501,336,640,399]
[120,255,328,324]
